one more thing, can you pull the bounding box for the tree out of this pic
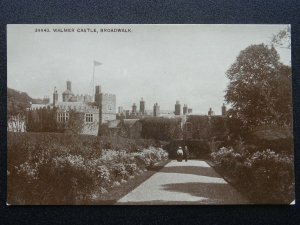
[271,26,291,49]
[26,107,58,132]
[225,44,292,129]
[66,110,85,134]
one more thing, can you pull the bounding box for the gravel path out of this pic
[117,160,249,204]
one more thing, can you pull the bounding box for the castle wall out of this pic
[55,103,100,135]
[81,112,99,136]
[101,93,116,123]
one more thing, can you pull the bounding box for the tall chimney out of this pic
[67,81,71,91]
[53,87,58,106]
[222,103,227,116]
[140,97,145,115]
[175,101,181,115]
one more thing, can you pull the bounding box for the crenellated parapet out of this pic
[102,93,116,101]
[56,102,99,113]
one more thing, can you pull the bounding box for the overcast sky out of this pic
[7,24,291,114]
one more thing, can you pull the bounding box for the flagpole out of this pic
[92,62,95,101]
[92,61,102,102]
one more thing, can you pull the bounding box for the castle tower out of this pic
[53,87,58,106]
[132,103,137,115]
[94,85,101,107]
[62,81,74,102]
[208,107,215,116]
[140,98,145,115]
[222,103,227,116]
[183,104,188,115]
[153,103,160,117]
[175,100,181,115]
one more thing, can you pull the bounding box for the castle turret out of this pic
[153,103,160,117]
[175,101,181,115]
[94,85,101,107]
[62,81,74,102]
[140,98,145,115]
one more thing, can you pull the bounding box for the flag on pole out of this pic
[94,60,102,66]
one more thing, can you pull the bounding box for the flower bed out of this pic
[7,132,168,204]
[211,146,294,203]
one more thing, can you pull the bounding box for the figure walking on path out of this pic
[184,145,189,162]
[177,147,183,162]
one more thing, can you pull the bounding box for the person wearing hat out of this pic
[177,146,183,162]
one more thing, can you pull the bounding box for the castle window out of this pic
[57,112,69,123]
[65,113,69,122]
[108,105,112,110]
[85,113,93,123]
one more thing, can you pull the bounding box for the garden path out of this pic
[117,160,249,204]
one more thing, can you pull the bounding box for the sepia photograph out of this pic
[7,24,294,205]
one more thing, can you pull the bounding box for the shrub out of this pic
[125,163,137,175]
[211,146,294,203]
[211,147,244,170]
[96,165,111,185]
[245,149,294,202]
[111,163,128,179]
[7,132,169,204]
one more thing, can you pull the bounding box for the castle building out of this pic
[175,101,181,115]
[30,80,116,136]
[42,96,50,104]
[153,103,160,117]
[94,85,116,123]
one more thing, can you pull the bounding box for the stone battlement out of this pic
[102,93,116,99]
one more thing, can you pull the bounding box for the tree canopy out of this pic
[7,88,43,116]
[225,44,292,129]
[271,26,291,49]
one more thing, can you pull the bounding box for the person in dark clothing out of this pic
[183,146,189,162]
